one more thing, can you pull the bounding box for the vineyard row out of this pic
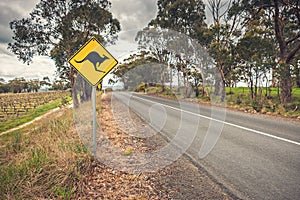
[0,91,70,122]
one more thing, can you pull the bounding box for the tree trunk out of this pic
[279,62,292,106]
[295,64,300,88]
[194,84,200,97]
[214,66,226,102]
[274,0,295,105]
[70,67,79,108]
[249,75,254,100]
[177,70,181,93]
[67,47,79,108]
[160,64,165,92]
[169,66,173,91]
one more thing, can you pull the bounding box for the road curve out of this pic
[112,92,300,200]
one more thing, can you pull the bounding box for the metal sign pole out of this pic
[92,86,97,157]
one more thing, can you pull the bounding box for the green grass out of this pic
[122,149,134,156]
[292,88,300,101]
[225,87,300,117]
[226,87,300,100]
[145,85,300,118]
[0,98,70,133]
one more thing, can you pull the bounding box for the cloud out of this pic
[0,43,56,82]
[0,0,39,44]
[110,0,157,41]
[0,48,56,81]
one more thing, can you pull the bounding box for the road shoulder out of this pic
[96,93,234,199]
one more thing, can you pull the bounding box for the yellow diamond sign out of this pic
[68,37,118,86]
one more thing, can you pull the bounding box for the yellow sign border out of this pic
[68,37,118,86]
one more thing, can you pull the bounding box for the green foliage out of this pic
[139,0,209,95]
[149,0,207,41]
[122,149,134,156]
[111,51,162,90]
[54,186,74,199]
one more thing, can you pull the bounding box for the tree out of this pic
[188,66,203,97]
[136,28,174,92]
[230,0,300,105]
[51,79,68,91]
[111,51,161,90]
[8,0,120,107]
[40,76,51,88]
[8,78,28,93]
[236,34,274,100]
[147,0,208,94]
[28,79,40,92]
[205,0,244,101]
[149,0,207,42]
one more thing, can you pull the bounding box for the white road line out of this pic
[130,94,300,146]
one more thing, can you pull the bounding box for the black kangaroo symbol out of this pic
[75,51,109,73]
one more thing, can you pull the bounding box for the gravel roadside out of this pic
[78,93,234,199]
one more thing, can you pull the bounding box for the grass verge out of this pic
[138,84,300,118]
[0,107,92,199]
[225,87,300,117]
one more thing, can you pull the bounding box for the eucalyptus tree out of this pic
[136,28,175,92]
[28,79,40,93]
[188,66,203,97]
[205,0,244,101]
[136,27,215,99]
[236,34,274,100]
[8,78,28,93]
[8,0,120,106]
[110,51,161,90]
[230,0,300,105]
[149,0,207,41]
[146,0,208,94]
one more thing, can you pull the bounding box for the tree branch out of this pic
[286,42,300,64]
[286,34,300,45]
[274,0,286,59]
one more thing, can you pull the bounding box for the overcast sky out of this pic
[0,0,213,83]
[0,0,158,82]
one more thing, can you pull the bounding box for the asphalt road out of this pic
[112,92,300,200]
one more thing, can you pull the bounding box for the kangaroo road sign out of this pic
[68,37,118,86]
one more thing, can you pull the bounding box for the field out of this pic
[225,87,300,117]
[0,91,71,133]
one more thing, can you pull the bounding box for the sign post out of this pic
[92,86,97,156]
[68,37,118,157]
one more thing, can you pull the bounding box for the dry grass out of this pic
[0,107,92,199]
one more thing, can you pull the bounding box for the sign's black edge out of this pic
[67,37,119,87]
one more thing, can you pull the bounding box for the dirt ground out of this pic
[76,93,235,199]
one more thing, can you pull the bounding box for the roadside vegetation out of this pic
[0,108,90,199]
[134,83,300,119]
[225,87,300,117]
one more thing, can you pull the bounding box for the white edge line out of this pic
[131,94,300,146]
